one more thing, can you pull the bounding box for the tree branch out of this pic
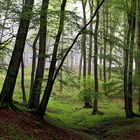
[53,0,105,81]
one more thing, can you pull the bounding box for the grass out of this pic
[46,94,125,130]
[0,68,140,139]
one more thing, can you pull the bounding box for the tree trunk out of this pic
[88,0,93,76]
[36,0,105,118]
[108,14,113,80]
[0,0,34,106]
[21,56,27,105]
[79,54,82,80]
[28,31,39,106]
[60,31,64,93]
[93,0,99,114]
[99,47,103,80]
[137,0,140,112]
[124,0,136,118]
[28,0,49,109]
[81,0,91,108]
[103,5,107,95]
[36,0,67,118]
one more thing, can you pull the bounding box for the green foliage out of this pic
[105,75,123,97]
[78,76,94,103]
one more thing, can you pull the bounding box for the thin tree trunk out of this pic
[21,56,27,105]
[60,31,64,93]
[88,0,93,76]
[103,4,108,95]
[29,31,39,105]
[71,51,74,71]
[93,0,99,114]
[108,14,113,80]
[79,54,82,80]
[81,0,92,108]
[99,47,103,80]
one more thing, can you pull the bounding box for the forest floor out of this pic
[0,108,90,140]
[83,118,140,140]
[0,108,140,140]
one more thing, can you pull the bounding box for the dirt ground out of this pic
[0,108,88,140]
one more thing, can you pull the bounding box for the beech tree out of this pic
[36,0,67,117]
[123,0,140,118]
[28,0,49,109]
[0,0,34,107]
[36,0,105,118]
[93,0,99,114]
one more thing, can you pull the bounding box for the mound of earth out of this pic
[0,108,88,140]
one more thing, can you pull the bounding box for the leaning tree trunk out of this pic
[36,0,67,118]
[0,0,34,107]
[28,0,49,109]
[36,0,105,118]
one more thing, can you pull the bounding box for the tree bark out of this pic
[93,0,99,114]
[29,0,49,109]
[137,0,140,112]
[21,56,27,105]
[36,0,67,118]
[103,3,108,95]
[88,0,94,76]
[124,0,136,118]
[79,54,82,80]
[28,31,39,106]
[37,0,105,118]
[99,47,103,80]
[0,0,34,106]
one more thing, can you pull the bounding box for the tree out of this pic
[88,0,94,76]
[103,2,108,95]
[0,0,34,107]
[81,0,92,108]
[29,31,40,105]
[136,0,140,112]
[93,0,99,114]
[36,0,67,117]
[21,56,27,105]
[36,0,105,118]
[123,0,138,118]
[28,0,49,109]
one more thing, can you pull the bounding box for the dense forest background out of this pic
[0,0,140,139]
